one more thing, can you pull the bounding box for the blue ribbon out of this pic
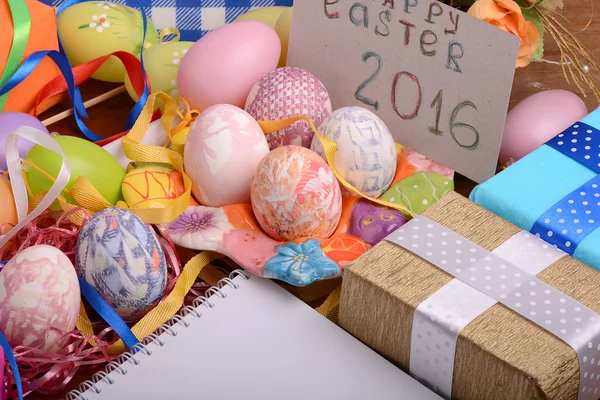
[531,122,600,255]
[0,331,23,400]
[56,0,150,135]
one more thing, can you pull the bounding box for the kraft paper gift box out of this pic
[470,107,600,272]
[0,0,62,114]
[339,191,600,400]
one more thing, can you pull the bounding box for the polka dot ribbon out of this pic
[387,216,600,400]
[532,122,600,255]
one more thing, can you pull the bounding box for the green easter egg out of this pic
[58,1,160,83]
[25,136,126,208]
[381,172,454,215]
[124,41,195,102]
[234,6,289,29]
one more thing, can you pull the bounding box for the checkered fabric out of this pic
[38,0,294,42]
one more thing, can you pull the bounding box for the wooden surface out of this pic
[26,3,599,398]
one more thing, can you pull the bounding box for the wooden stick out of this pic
[41,85,127,127]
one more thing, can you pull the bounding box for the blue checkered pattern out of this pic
[38,0,294,42]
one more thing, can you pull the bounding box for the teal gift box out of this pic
[470,107,600,271]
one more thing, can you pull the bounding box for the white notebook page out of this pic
[70,273,440,400]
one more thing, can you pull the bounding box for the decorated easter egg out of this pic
[25,136,126,207]
[122,163,185,208]
[251,145,342,241]
[245,67,332,149]
[380,172,454,215]
[0,175,17,235]
[0,245,80,352]
[311,107,397,198]
[58,1,160,82]
[124,41,195,102]
[184,104,270,207]
[234,6,289,29]
[500,90,588,165]
[275,7,293,67]
[76,208,167,319]
[0,112,49,171]
[178,21,280,110]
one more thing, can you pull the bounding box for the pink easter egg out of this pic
[500,90,588,165]
[245,67,332,149]
[251,145,342,241]
[178,21,281,111]
[184,104,270,207]
[0,245,80,352]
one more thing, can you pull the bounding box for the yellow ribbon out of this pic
[144,27,181,49]
[258,116,415,219]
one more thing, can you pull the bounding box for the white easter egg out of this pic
[311,107,397,198]
[0,245,80,352]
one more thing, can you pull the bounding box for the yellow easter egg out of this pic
[233,6,289,30]
[58,1,160,82]
[122,164,185,208]
[124,41,195,102]
[275,7,293,67]
[0,175,17,235]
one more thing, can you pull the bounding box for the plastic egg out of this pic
[58,1,160,82]
[76,208,167,320]
[275,7,293,66]
[251,145,342,241]
[124,41,195,102]
[0,245,80,352]
[184,104,270,207]
[122,163,185,208]
[25,136,126,207]
[234,6,289,29]
[311,107,397,198]
[500,90,588,165]
[0,112,49,171]
[0,175,17,235]
[178,21,280,110]
[245,67,332,149]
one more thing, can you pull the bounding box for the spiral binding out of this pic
[65,270,251,400]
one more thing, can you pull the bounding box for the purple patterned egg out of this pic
[76,208,167,320]
[0,245,80,352]
[245,66,332,149]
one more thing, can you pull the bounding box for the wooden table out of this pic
[27,3,599,398]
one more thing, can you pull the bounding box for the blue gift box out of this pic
[470,107,600,271]
[40,0,294,42]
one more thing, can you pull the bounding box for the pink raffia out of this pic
[1,210,213,396]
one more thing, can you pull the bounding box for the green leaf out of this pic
[523,10,545,61]
[77,24,91,29]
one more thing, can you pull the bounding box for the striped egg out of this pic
[76,208,167,320]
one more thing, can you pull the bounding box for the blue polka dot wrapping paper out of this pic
[39,0,294,42]
[470,107,600,271]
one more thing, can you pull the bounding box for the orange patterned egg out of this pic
[121,164,185,208]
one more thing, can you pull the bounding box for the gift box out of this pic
[0,0,62,114]
[339,191,600,400]
[470,107,600,272]
[41,0,294,42]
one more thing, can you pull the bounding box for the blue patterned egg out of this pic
[311,106,397,198]
[76,208,167,320]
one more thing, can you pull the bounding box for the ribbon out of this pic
[258,117,415,218]
[531,121,600,254]
[0,0,31,112]
[0,342,4,400]
[56,0,150,134]
[387,216,600,400]
[0,126,70,250]
[0,331,22,400]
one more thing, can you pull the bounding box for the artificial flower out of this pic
[165,206,233,251]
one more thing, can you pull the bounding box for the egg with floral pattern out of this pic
[0,246,80,352]
[76,208,167,320]
[245,67,332,149]
[251,145,342,241]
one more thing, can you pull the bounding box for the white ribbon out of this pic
[387,217,600,400]
[0,126,70,249]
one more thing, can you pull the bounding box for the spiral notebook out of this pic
[66,271,441,400]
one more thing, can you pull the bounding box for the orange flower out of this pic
[468,0,541,68]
